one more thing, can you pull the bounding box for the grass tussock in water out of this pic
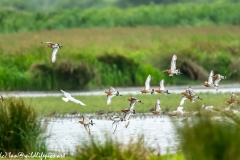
[0,97,48,154]
[177,113,240,160]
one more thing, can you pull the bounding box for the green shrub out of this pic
[75,134,157,160]
[0,97,47,154]
[177,113,240,160]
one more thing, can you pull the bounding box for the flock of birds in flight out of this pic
[41,41,238,135]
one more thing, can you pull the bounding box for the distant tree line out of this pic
[0,0,240,12]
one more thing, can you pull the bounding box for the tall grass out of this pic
[0,97,48,154]
[176,112,240,160]
[75,134,158,160]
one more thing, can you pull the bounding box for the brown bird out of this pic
[140,75,154,94]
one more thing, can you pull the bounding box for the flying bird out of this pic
[203,70,214,87]
[155,79,170,95]
[61,90,86,106]
[103,86,122,96]
[109,115,123,134]
[77,115,94,135]
[212,74,226,91]
[41,42,63,63]
[163,54,181,76]
[140,75,154,94]
[152,98,161,114]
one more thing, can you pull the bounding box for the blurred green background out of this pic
[0,0,240,91]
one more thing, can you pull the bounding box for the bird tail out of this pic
[90,120,94,126]
[165,90,171,95]
[62,97,69,102]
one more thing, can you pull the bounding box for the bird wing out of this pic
[129,102,136,110]
[213,77,221,87]
[145,75,151,90]
[208,70,214,84]
[61,90,72,98]
[82,115,90,122]
[231,93,237,102]
[107,94,115,106]
[42,42,55,45]
[124,111,132,121]
[84,124,90,135]
[188,87,195,96]
[180,97,188,106]
[112,121,118,134]
[159,79,165,90]
[69,97,86,106]
[52,47,59,63]
[171,54,177,70]
[155,98,161,111]
[109,86,116,92]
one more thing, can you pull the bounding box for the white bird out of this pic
[109,115,123,134]
[41,42,63,63]
[155,79,170,95]
[61,90,86,106]
[140,75,154,94]
[163,54,181,76]
[203,70,214,87]
[212,74,226,91]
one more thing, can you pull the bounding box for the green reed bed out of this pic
[22,92,238,116]
[0,97,48,154]
[0,26,240,91]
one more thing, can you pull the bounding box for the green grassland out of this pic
[21,92,238,115]
[0,26,240,91]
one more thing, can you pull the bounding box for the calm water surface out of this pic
[46,115,182,155]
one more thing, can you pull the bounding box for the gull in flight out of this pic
[109,115,123,134]
[77,115,94,135]
[163,54,181,76]
[140,75,154,94]
[155,79,170,95]
[61,90,86,106]
[41,42,63,63]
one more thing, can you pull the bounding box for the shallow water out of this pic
[3,84,240,97]
[45,115,182,155]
